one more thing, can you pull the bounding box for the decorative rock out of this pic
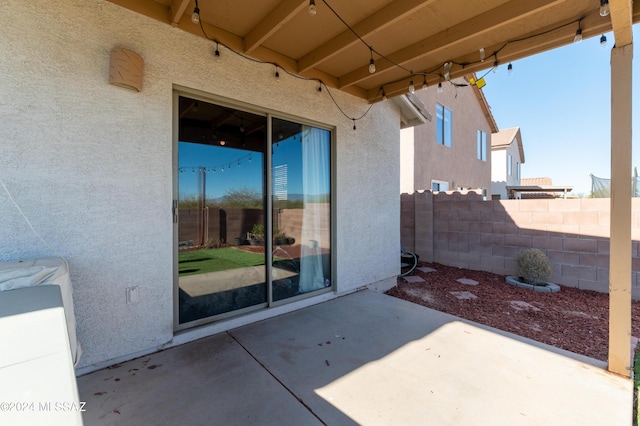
[449,291,477,300]
[509,301,541,312]
[403,275,425,283]
[456,278,479,286]
[505,276,560,293]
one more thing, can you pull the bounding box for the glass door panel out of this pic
[271,118,331,301]
[177,97,267,325]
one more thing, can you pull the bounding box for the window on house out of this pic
[431,180,449,191]
[507,154,513,176]
[436,104,452,147]
[477,130,486,161]
[516,162,521,180]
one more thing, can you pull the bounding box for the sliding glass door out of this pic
[175,93,332,329]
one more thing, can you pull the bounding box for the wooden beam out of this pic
[170,0,190,26]
[245,0,307,54]
[298,0,435,73]
[107,0,172,24]
[366,8,622,102]
[609,0,633,46]
[608,43,633,378]
[340,0,565,89]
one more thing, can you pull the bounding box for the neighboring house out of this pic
[400,75,499,197]
[513,177,574,199]
[491,127,525,199]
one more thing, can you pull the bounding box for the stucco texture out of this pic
[0,0,400,369]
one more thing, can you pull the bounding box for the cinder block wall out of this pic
[400,192,640,299]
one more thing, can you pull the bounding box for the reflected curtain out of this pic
[299,126,330,293]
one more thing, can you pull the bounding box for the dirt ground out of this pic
[386,262,640,362]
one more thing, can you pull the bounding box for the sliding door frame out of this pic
[172,86,336,332]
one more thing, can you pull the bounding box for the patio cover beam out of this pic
[298,0,434,73]
[338,0,565,90]
[244,0,307,54]
[608,41,633,377]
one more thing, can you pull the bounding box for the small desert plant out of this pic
[515,248,552,285]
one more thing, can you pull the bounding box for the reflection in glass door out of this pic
[177,96,267,325]
[175,94,333,329]
[271,119,331,302]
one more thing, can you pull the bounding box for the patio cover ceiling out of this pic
[109,0,638,102]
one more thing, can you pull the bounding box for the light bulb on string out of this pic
[600,0,610,17]
[368,48,376,74]
[573,28,582,43]
[443,62,451,81]
[214,42,220,60]
[191,0,200,24]
[422,76,428,91]
[479,48,485,62]
[600,34,607,47]
[492,60,498,73]
[507,63,513,76]
[352,119,356,131]
[309,0,317,16]
[409,76,415,94]
[382,88,387,101]
[437,82,443,94]
[274,66,280,80]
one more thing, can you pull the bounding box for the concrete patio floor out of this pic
[77,290,632,425]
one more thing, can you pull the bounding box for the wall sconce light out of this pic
[109,48,144,92]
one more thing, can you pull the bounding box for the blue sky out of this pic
[481,24,640,196]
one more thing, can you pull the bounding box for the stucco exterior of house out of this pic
[490,127,525,199]
[0,0,407,373]
[400,76,499,196]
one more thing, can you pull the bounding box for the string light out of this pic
[443,62,451,81]
[191,0,200,24]
[274,65,280,79]
[352,119,356,131]
[214,42,220,59]
[189,0,604,131]
[422,75,428,91]
[408,75,415,94]
[507,63,513,76]
[309,0,317,16]
[382,88,387,100]
[573,21,583,43]
[600,0,610,17]
[368,48,376,74]
[600,34,607,47]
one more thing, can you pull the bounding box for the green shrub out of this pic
[515,248,552,285]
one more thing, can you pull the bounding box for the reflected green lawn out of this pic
[179,247,266,276]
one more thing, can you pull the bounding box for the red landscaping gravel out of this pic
[386,262,640,362]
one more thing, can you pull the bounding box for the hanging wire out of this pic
[191,1,601,126]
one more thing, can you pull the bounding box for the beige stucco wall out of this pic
[401,79,493,193]
[0,0,401,371]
